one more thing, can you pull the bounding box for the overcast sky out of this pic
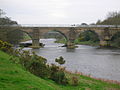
[0,0,120,24]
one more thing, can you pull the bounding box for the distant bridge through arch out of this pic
[1,24,120,48]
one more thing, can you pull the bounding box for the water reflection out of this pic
[66,48,76,52]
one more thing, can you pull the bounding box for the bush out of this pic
[71,76,79,86]
[50,57,68,85]
[55,70,68,85]
[17,51,50,78]
[50,64,68,85]
[0,40,13,53]
[55,56,65,65]
[28,60,50,78]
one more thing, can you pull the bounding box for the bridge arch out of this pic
[7,29,33,44]
[110,31,120,42]
[42,29,68,43]
[53,29,68,41]
[110,31,120,41]
[8,29,32,38]
[77,29,100,42]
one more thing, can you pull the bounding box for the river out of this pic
[23,38,120,82]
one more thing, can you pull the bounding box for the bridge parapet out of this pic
[1,24,120,28]
[21,24,120,28]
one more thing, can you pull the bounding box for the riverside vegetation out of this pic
[0,40,120,90]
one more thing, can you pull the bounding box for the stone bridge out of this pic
[1,24,120,48]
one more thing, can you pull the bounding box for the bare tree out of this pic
[0,9,6,18]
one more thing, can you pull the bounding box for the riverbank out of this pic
[75,40,99,46]
[55,39,120,48]
[21,34,31,42]
[0,50,120,90]
[55,39,99,46]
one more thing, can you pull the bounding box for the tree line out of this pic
[0,9,24,45]
[96,11,120,25]
[96,11,120,47]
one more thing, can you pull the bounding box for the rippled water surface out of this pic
[23,39,120,81]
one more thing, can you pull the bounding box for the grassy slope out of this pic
[0,51,120,90]
[0,51,63,90]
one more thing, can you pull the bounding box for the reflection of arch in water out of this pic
[77,30,100,41]
[43,29,68,42]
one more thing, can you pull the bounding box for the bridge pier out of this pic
[67,27,77,49]
[31,39,40,48]
[99,28,111,47]
[99,40,110,47]
[67,41,76,49]
[99,36,111,47]
[31,27,40,49]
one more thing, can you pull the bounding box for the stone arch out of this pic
[7,29,33,40]
[43,29,68,42]
[53,29,68,41]
[6,29,33,45]
[13,28,41,48]
[110,31,120,41]
[77,29,101,41]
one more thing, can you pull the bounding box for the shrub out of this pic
[0,40,13,53]
[0,40,3,47]
[50,62,68,85]
[18,51,50,78]
[28,60,50,78]
[50,65,68,85]
[71,76,79,86]
[55,56,65,65]
[55,70,68,85]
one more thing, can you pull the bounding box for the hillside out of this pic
[0,50,120,90]
[96,11,120,25]
[0,51,64,90]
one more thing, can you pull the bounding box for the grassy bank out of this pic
[0,51,120,90]
[21,33,31,42]
[55,39,99,46]
[110,42,120,48]
[54,38,66,44]
[0,51,63,90]
[74,40,99,46]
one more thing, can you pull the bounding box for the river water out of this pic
[23,38,120,81]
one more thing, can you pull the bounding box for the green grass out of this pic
[21,33,31,42]
[110,41,120,48]
[54,38,67,44]
[75,40,99,46]
[0,51,120,90]
[55,38,99,46]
